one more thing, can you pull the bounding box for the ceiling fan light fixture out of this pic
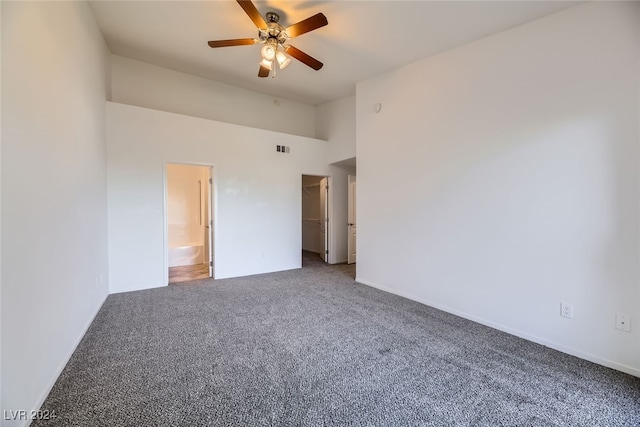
[260,58,273,71]
[261,43,276,61]
[207,1,327,79]
[276,50,292,69]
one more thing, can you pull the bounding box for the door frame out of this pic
[163,161,216,285]
[347,174,356,264]
[320,176,329,262]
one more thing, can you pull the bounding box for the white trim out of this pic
[24,294,108,427]
[327,175,334,264]
[356,277,640,378]
[162,160,169,285]
[110,283,164,295]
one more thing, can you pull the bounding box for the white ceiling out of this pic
[89,1,580,106]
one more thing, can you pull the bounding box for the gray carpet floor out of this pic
[36,252,640,426]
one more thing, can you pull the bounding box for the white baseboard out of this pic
[21,293,109,427]
[109,282,165,294]
[355,276,640,378]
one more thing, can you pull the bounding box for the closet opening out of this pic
[302,175,329,266]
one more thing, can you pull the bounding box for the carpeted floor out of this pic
[35,254,640,426]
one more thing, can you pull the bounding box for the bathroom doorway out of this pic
[166,163,214,283]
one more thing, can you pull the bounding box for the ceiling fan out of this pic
[208,0,328,78]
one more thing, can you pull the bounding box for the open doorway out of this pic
[302,175,329,266]
[166,163,214,283]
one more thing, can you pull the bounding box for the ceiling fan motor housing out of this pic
[259,17,289,45]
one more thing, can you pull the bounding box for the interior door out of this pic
[319,177,328,262]
[348,175,357,264]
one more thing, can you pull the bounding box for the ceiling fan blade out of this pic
[208,38,257,48]
[258,65,270,78]
[236,0,267,29]
[285,13,328,38]
[285,45,323,71]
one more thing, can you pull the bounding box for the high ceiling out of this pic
[89,1,580,106]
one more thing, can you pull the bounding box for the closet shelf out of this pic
[302,183,322,194]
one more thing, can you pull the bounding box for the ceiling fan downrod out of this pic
[266,12,280,23]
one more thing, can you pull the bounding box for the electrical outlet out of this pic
[615,314,631,332]
[560,302,573,319]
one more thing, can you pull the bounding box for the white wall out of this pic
[111,55,316,138]
[1,2,110,425]
[109,56,355,267]
[356,1,640,376]
[325,165,355,265]
[315,95,357,263]
[107,102,348,293]
[316,95,356,164]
